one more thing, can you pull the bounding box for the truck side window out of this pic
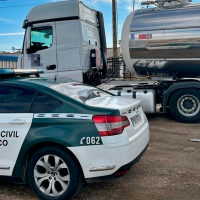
[0,85,35,113]
[31,93,62,113]
[30,26,53,53]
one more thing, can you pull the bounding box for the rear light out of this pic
[93,115,130,136]
[116,170,129,176]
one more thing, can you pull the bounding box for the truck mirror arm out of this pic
[26,47,38,54]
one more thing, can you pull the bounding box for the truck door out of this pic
[22,22,57,79]
[55,20,83,82]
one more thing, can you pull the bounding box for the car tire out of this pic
[27,146,83,200]
[169,89,200,123]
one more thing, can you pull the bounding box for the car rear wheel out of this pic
[27,146,83,200]
[170,89,200,123]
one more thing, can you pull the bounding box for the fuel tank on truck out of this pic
[121,3,200,78]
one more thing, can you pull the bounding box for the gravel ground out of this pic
[0,112,200,200]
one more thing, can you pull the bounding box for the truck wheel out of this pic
[170,89,200,123]
[27,146,83,200]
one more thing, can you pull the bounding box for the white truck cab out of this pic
[21,0,107,82]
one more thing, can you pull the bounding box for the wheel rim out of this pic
[34,154,70,197]
[177,94,200,117]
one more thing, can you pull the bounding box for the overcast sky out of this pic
[0,0,199,52]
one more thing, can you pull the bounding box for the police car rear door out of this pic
[0,85,34,176]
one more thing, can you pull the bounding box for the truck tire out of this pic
[27,146,83,200]
[169,89,200,123]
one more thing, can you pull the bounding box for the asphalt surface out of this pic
[1,113,200,200]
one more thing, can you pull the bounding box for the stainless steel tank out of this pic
[121,3,200,78]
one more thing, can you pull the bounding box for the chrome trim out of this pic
[0,166,10,170]
[34,113,93,120]
[89,165,116,172]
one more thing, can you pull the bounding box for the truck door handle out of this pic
[46,65,56,70]
[9,120,26,125]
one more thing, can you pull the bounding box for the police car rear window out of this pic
[31,93,63,113]
[50,83,111,103]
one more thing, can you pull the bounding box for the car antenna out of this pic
[54,75,57,82]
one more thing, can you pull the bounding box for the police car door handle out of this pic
[8,120,26,125]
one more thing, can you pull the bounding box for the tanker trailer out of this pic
[121,2,200,78]
[110,1,200,123]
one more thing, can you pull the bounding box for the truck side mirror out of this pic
[26,27,31,50]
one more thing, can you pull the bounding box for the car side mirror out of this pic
[26,27,31,50]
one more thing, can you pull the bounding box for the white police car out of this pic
[0,69,149,200]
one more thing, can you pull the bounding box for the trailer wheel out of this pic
[170,89,200,123]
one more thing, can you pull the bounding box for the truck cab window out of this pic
[29,27,53,53]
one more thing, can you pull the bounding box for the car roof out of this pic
[0,76,75,88]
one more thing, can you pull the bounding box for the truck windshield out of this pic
[50,83,112,103]
[30,26,53,52]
